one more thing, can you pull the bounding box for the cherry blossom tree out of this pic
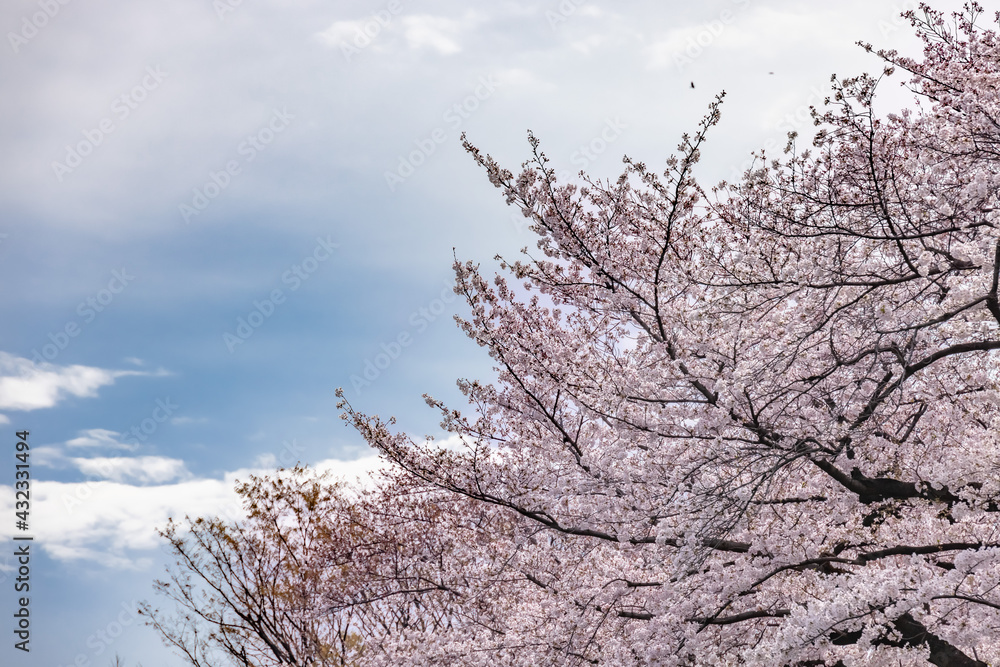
[149,4,1000,666]
[340,4,1000,665]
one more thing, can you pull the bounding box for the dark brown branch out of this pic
[688,609,791,626]
[988,240,1000,325]
[893,612,988,667]
[904,340,1000,377]
[810,457,960,504]
[617,610,654,620]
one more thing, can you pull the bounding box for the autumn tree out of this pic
[141,464,528,666]
[150,4,1000,666]
[140,470,372,666]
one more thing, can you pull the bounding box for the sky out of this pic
[0,0,964,664]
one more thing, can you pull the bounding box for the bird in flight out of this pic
[690,81,695,89]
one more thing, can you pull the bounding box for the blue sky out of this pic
[0,0,947,664]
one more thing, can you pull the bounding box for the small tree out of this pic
[142,466,519,666]
[140,470,366,666]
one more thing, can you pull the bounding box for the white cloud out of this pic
[0,353,146,411]
[400,15,464,54]
[0,413,8,424]
[316,19,375,49]
[0,455,385,568]
[317,13,469,55]
[65,428,137,451]
[570,34,606,55]
[31,446,66,467]
[713,8,850,53]
[70,455,191,484]
[423,433,467,452]
[644,6,868,70]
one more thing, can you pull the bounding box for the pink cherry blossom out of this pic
[342,5,1000,664]
[149,4,1000,666]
